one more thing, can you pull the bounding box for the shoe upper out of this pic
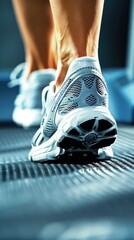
[9,64,56,110]
[32,57,108,147]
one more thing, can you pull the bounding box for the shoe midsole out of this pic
[30,106,117,160]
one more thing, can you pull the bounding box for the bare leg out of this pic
[12,0,57,79]
[49,0,104,91]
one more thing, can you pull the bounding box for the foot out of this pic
[9,63,56,127]
[29,57,117,161]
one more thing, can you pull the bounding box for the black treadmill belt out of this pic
[0,125,134,240]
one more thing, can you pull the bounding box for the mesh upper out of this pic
[83,75,94,89]
[85,94,97,106]
[58,74,107,116]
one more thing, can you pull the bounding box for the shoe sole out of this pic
[29,106,117,161]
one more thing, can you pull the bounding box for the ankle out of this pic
[55,51,79,91]
[25,55,39,79]
[55,62,69,92]
[86,41,99,60]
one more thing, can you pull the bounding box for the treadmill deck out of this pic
[0,124,134,240]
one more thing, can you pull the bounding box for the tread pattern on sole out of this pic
[58,119,117,152]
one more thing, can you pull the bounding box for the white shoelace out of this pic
[8,63,25,87]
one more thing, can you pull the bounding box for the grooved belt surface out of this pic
[0,125,134,240]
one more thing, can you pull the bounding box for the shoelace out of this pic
[8,63,25,87]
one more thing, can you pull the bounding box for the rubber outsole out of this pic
[29,106,117,162]
[58,118,117,153]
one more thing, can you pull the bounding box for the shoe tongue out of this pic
[65,57,101,80]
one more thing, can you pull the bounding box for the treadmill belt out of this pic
[0,125,134,240]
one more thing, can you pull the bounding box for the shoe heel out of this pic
[80,118,117,149]
[58,117,117,152]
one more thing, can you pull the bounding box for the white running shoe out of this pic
[29,57,117,161]
[9,63,56,127]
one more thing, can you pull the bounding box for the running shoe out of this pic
[9,63,56,127]
[29,57,117,161]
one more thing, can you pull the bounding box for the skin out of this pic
[12,0,104,92]
[12,0,57,79]
[49,0,104,92]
